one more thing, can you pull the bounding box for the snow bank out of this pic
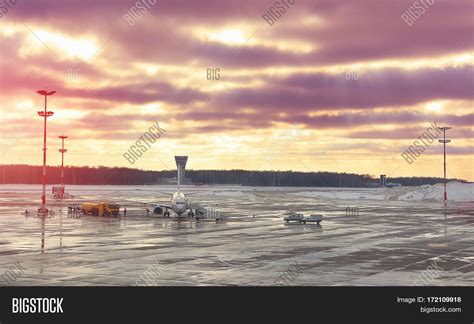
[290,190,386,201]
[399,181,474,202]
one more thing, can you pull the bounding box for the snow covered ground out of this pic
[290,181,473,203]
[0,181,472,205]
[399,181,474,202]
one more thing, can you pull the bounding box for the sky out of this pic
[0,0,473,181]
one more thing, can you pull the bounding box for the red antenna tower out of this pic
[36,90,55,215]
[58,135,68,198]
[437,126,451,207]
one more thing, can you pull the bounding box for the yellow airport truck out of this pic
[80,202,120,217]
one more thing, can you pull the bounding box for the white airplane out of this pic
[135,157,213,219]
[152,183,194,218]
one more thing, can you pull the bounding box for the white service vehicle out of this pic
[283,213,323,225]
[307,214,323,224]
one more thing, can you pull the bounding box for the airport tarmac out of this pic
[0,185,473,286]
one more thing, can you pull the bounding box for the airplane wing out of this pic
[123,199,172,210]
[153,191,174,196]
[180,192,200,196]
[188,203,207,213]
[188,203,228,220]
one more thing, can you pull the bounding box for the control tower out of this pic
[175,156,188,189]
[158,156,192,185]
[175,156,188,177]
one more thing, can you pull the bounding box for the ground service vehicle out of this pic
[80,202,120,216]
[284,213,323,224]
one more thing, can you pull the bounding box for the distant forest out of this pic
[0,165,462,187]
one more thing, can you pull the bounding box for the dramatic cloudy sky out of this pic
[0,0,473,180]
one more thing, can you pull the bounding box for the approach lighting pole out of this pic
[437,126,451,207]
[58,135,68,197]
[36,90,55,215]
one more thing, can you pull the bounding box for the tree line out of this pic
[0,164,461,187]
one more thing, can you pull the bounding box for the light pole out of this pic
[58,135,68,198]
[36,90,55,215]
[438,126,451,207]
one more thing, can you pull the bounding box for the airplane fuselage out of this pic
[170,192,188,216]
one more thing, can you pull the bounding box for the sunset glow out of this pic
[0,0,472,180]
